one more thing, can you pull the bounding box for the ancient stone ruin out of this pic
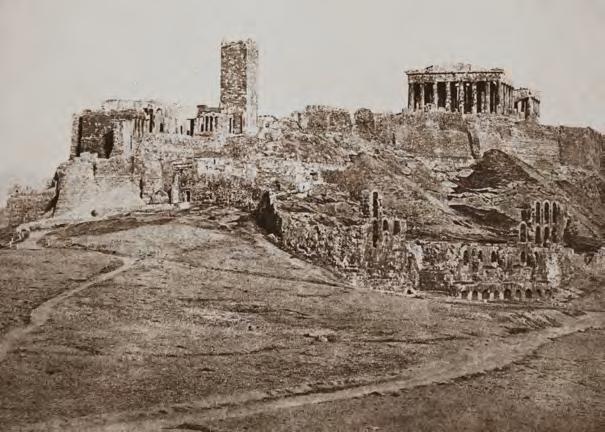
[7,39,605,303]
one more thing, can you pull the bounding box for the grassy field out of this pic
[0,208,602,431]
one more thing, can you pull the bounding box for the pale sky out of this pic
[1,0,604,204]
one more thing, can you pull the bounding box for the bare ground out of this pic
[0,208,603,431]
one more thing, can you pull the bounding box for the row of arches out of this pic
[519,222,558,246]
[458,286,551,301]
[372,217,404,247]
[532,200,560,225]
[461,247,502,266]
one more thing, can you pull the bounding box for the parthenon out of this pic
[406,63,537,117]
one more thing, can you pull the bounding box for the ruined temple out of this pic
[6,39,605,304]
[406,63,540,119]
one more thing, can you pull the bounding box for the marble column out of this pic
[471,82,478,114]
[445,81,452,112]
[433,82,438,108]
[408,83,414,111]
[458,82,465,113]
[420,84,425,110]
[486,81,492,113]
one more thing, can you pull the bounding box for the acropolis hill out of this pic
[4,39,605,302]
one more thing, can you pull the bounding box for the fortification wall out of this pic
[54,153,144,218]
[365,112,603,174]
[6,188,56,227]
[297,106,353,135]
[373,112,475,161]
[558,126,603,172]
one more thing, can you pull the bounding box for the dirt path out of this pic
[18,310,605,432]
[0,255,136,363]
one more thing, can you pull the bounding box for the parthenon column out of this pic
[420,84,425,110]
[486,81,492,113]
[471,82,478,114]
[498,83,505,114]
[408,83,414,111]
[458,82,465,113]
[433,82,438,108]
[445,81,452,112]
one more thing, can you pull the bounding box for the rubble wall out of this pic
[256,192,569,298]
[6,189,56,227]
[54,153,144,218]
[298,106,353,134]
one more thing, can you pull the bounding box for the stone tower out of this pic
[220,39,258,135]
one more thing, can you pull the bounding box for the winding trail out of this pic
[4,226,604,431]
[18,310,605,432]
[0,254,137,363]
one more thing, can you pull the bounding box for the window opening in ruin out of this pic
[463,250,469,265]
[476,82,484,113]
[393,220,401,235]
[491,251,498,263]
[180,126,183,134]
[383,219,389,231]
[482,291,490,300]
[552,202,558,223]
[103,131,114,158]
[464,83,473,113]
[472,291,479,300]
[535,226,541,245]
[536,290,542,298]
[525,289,532,299]
[543,227,550,245]
[372,220,379,248]
[450,83,458,112]
[471,248,476,257]
[477,250,483,261]
[515,290,522,300]
[535,201,541,223]
[437,82,446,109]
[534,252,539,266]
[413,84,421,109]
[489,82,495,112]
[544,202,550,222]
[520,251,526,264]
[493,290,500,300]
[159,123,164,133]
[184,190,191,202]
[552,230,557,243]
[504,289,512,300]
[519,223,527,242]
[425,83,434,106]
[189,119,195,136]
[372,192,379,218]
